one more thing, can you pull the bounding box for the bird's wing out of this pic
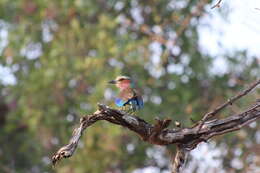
[115,98,126,107]
[136,95,144,108]
[133,88,144,109]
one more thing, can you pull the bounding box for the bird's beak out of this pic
[108,80,116,84]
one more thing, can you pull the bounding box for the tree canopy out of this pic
[0,0,259,173]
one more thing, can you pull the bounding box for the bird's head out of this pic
[108,76,132,90]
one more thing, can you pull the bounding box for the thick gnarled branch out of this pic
[52,104,153,165]
[52,102,260,165]
[52,80,260,172]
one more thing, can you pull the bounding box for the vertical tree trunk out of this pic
[171,145,188,173]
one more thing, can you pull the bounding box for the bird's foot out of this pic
[126,109,137,116]
[120,106,127,112]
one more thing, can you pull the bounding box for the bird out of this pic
[108,76,143,113]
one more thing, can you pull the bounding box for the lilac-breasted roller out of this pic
[108,76,144,112]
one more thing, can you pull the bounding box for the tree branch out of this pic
[197,79,260,132]
[211,0,223,9]
[52,80,260,173]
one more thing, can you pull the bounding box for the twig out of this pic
[197,79,260,132]
[211,0,223,9]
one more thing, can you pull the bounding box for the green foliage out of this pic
[0,0,259,172]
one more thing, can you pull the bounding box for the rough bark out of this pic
[52,79,260,173]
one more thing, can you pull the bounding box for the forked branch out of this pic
[52,80,260,173]
[197,79,260,132]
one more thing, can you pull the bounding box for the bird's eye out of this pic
[118,78,124,81]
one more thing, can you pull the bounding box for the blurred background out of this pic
[0,0,259,173]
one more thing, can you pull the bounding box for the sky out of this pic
[200,0,260,57]
[199,0,260,76]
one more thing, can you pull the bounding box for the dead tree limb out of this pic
[171,145,187,173]
[197,79,260,132]
[52,80,260,173]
